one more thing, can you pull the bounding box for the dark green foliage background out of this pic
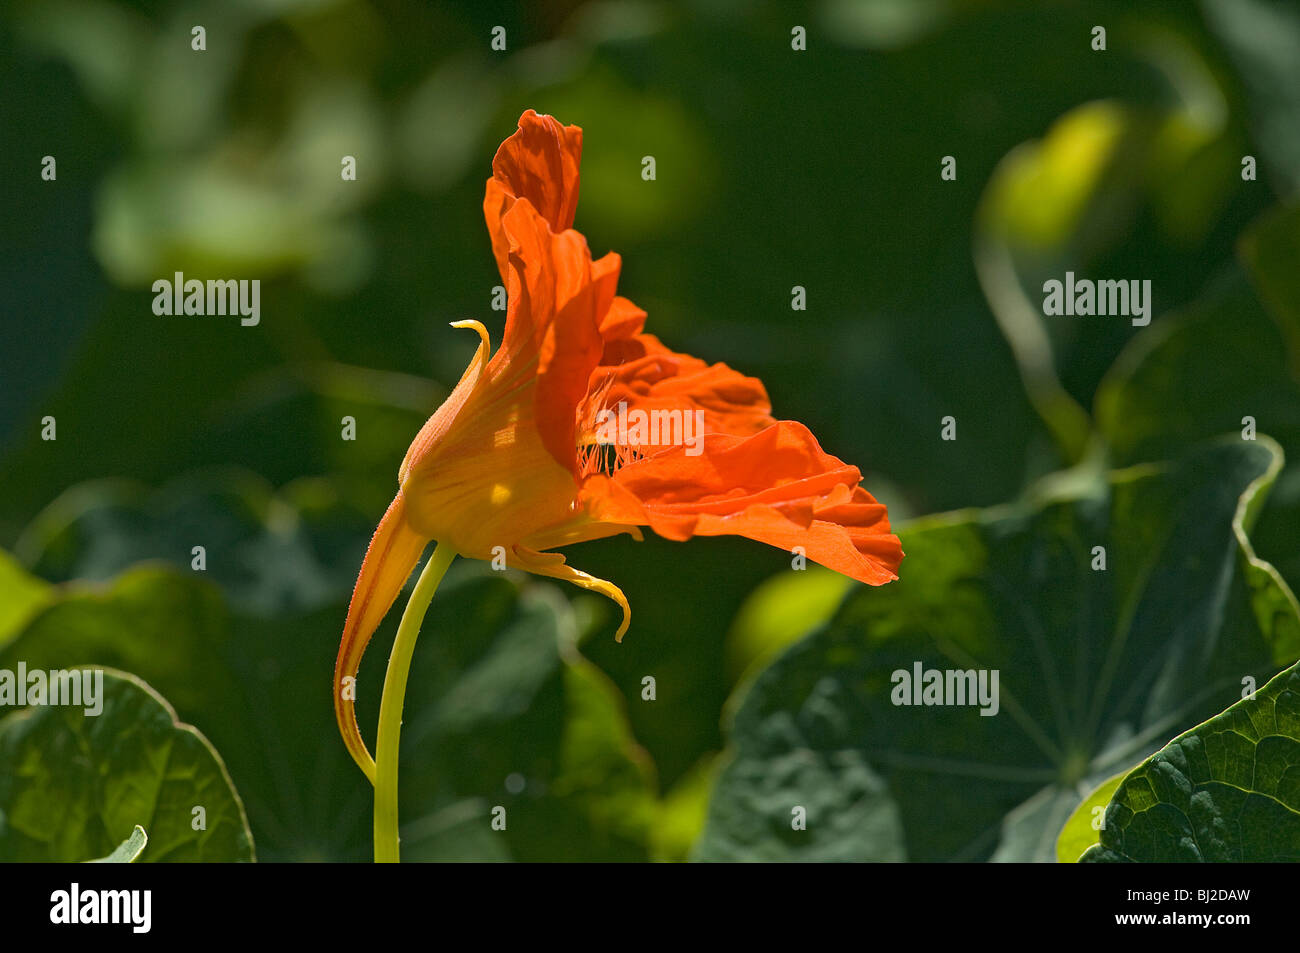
[1,0,1298,861]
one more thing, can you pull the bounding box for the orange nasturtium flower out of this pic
[336,109,903,778]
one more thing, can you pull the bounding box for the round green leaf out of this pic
[698,438,1300,861]
[0,669,254,862]
[1081,658,1300,861]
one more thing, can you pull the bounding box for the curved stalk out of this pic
[373,541,456,863]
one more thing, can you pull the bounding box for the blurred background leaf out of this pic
[0,547,661,860]
[1096,204,1300,589]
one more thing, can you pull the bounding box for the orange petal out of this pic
[494,198,616,472]
[695,483,902,585]
[510,544,631,641]
[598,295,648,340]
[602,420,858,513]
[484,110,583,278]
[334,492,430,782]
[589,333,774,448]
[584,421,903,585]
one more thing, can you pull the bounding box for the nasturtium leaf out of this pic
[1096,211,1300,591]
[0,565,239,724]
[1055,771,1126,863]
[551,658,658,846]
[88,824,148,863]
[1081,657,1300,862]
[14,470,374,618]
[0,549,52,648]
[1240,204,1300,354]
[0,547,659,861]
[650,756,718,863]
[396,578,658,862]
[724,566,852,686]
[974,81,1244,463]
[1201,0,1300,196]
[697,438,1300,862]
[0,669,254,862]
[1095,269,1300,468]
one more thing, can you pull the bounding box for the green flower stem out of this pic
[373,541,456,863]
